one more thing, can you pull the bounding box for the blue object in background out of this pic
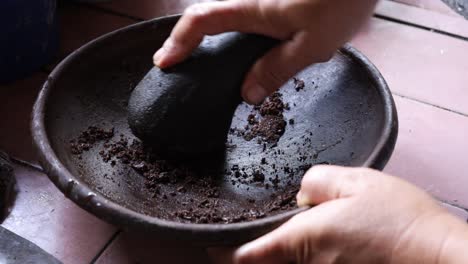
[0,0,59,83]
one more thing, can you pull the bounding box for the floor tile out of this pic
[384,96,468,209]
[352,17,468,116]
[1,164,117,264]
[0,73,48,163]
[94,0,214,20]
[58,4,137,56]
[390,0,459,16]
[95,231,210,264]
[377,0,468,38]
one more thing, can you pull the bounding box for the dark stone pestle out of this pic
[128,33,278,157]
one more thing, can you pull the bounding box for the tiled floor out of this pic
[94,232,210,264]
[353,16,468,115]
[1,0,468,263]
[392,0,460,15]
[375,0,468,38]
[2,165,117,264]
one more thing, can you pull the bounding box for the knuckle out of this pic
[300,166,333,196]
[305,165,331,179]
[295,237,314,263]
[303,42,335,63]
[287,214,326,262]
[347,167,379,192]
[183,4,210,26]
[184,3,206,15]
[236,0,260,20]
[256,68,288,93]
[301,166,325,186]
[297,34,335,63]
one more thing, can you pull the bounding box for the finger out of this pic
[241,32,333,104]
[234,234,291,264]
[296,165,377,207]
[154,0,288,68]
[234,207,334,264]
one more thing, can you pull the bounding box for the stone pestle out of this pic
[128,33,278,157]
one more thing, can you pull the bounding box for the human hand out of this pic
[153,0,377,104]
[226,166,468,264]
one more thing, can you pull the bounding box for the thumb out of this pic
[233,203,347,264]
[296,165,378,207]
[241,32,333,104]
[234,166,376,264]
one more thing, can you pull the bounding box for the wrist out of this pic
[436,213,468,264]
[390,207,468,264]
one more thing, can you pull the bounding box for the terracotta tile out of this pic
[95,231,210,264]
[0,73,48,163]
[384,96,468,209]
[1,164,117,264]
[95,0,215,20]
[377,0,468,38]
[58,4,137,56]
[390,0,459,16]
[352,17,468,116]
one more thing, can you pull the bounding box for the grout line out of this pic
[72,2,144,22]
[438,199,468,214]
[392,92,468,118]
[387,0,458,16]
[90,229,123,264]
[374,14,468,42]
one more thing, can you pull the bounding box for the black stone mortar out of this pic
[0,151,16,222]
[32,15,398,245]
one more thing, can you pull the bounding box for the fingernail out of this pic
[153,39,173,67]
[245,85,269,105]
[153,48,165,67]
[296,191,311,207]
